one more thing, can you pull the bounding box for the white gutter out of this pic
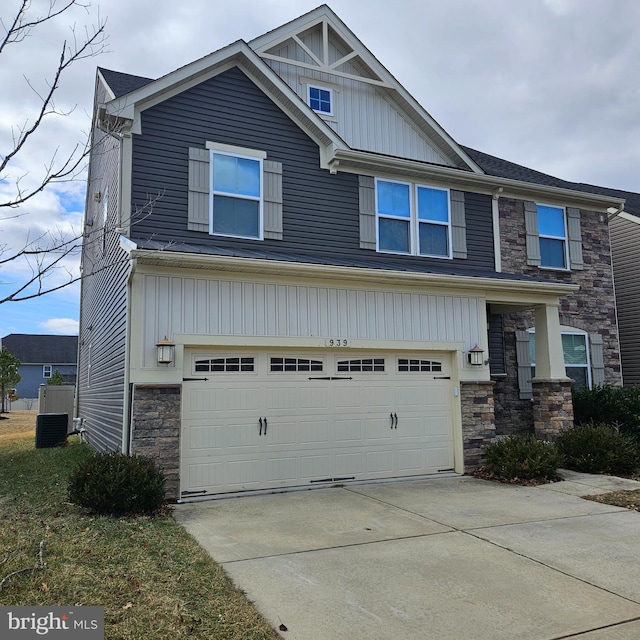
[131,250,577,300]
[330,149,626,212]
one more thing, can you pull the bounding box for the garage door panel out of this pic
[299,454,332,479]
[364,450,395,474]
[335,451,365,475]
[264,456,298,482]
[181,349,456,497]
[334,419,364,443]
[396,447,425,472]
[425,445,455,469]
[364,417,394,442]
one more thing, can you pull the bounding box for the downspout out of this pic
[122,255,137,454]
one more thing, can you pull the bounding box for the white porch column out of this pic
[533,303,567,379]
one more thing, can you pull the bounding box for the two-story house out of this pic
[77,5,624,500]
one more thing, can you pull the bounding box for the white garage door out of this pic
[180,350,455,498]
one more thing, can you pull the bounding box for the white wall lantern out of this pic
[156,336,175,364]
[468,344,485,366]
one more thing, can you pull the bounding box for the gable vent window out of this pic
[307,85,333,115]
[337,358,385,372]
[195,357,255,373]
[398,359,442,373]
[270,357,323,372]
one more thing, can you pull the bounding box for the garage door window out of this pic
[270,357,323,372]
[398,358,442,372]
[337,358,385,372]
[195,357,255,372]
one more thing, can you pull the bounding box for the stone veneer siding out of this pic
[460,381,496,468]
[130,385,181,501]
[532,379,573,439]
[494,198,621,436]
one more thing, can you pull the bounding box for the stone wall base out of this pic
[130,385,181,501]
[460,381,496,469]
[532,379,574,440]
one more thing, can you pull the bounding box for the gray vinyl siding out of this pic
[611,215,640,386]
[129,67,496,274]
[77,76,128,451]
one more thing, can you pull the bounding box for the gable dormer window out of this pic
[307,85,333,116]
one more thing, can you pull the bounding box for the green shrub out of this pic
[572,385,640,439]
[556,422,640,475]
[68,451,166,516]
[482,434,562,482]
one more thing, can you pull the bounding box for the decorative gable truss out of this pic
[250,7,480,170]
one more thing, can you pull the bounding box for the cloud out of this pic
[39,318,79,335]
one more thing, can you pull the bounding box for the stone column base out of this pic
[460,381,496,469]
[532,378,573,440]
[130,384,181,501]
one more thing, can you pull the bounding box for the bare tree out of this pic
[0,0,107,303]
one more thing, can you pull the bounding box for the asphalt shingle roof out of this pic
[95,68,639,217]
[1,334,78,365]
[98,67,154,98]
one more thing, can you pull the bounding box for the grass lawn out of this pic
[0,411,279,639]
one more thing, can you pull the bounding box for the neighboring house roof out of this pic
[1,334,78,365]
[464,146,638,215]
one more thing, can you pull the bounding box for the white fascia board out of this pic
[618,211,640,224]
[96,69,116,101]
[331,149,626,212]
[131,250,577,302]
[103,40,347,154]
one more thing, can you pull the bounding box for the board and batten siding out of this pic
[261,35,453,166]
[130,67,495,273]
[610,214,640,386]
[76,77,129,452]
[137,273,484,368]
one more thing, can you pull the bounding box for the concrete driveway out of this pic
[174,472,640,640]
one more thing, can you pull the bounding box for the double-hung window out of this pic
[376,179,451,258]
[537,204,568,269]
[43,365,52,379]
[210,151,262,239]
[529,330,591,389]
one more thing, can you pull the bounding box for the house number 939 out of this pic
[326,339,349,347]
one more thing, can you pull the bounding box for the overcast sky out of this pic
[1,0,639,340]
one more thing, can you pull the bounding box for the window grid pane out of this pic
[194,357,255,373]
[417,187,449,223]
[419,222,449,257]
[398,359,443,372]
[337,358,385,372]
[270,357,323,373]
[309,87,331,113]
[378,217,410,253]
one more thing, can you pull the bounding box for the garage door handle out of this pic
[259,417,263,436]
[394,412,398,429]
[263,417,268,435]
[390,413,398,429]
